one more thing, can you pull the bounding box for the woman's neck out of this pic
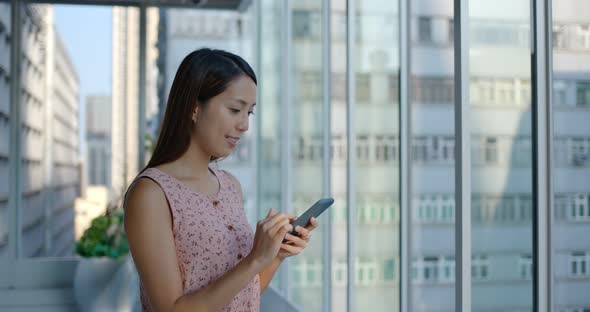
[162,141,212,180]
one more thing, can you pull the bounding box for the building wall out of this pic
[0,3,12,259]
[112,7,159,199]
[86,95,112,186]
[0,4,80,258]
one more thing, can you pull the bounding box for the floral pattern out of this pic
[136,167,260,312]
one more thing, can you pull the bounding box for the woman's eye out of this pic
[230,108,240,114]
[248,111,255,116]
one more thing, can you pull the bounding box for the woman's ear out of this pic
[191,107,199,123]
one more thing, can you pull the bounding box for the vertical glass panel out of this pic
[410,0,456,310]
[352,0,400,311]
[469,0,533,310]
[257,0,284,289]
[290,1,326,310]
[0,1,11,259]
[551,2,590,311]
[330,0,348,310]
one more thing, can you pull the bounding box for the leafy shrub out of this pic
[76,210,129,259]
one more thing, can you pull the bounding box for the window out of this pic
[332,200,347,225]
[356,73,371,102]
[570,252,590,277]
[553,25,567,49]
[441,137,455,163]
[440,195,455,222]
[423,257,439,282]
[440,256,455,282]
[413,136,428,163]
[472,255,490,281]
[571,194,590,221]
[519,254,533,280]
[333,259,347,287]
[412,77,454,104]
[576,24,590,49]
[415,194,455,224]
[374,135,398,162]
[382,199,397,224]
[331,135,346,163]
[553,80,568,106]
[571,137,590,166]
[412,256,457,284]
[576,81,590,107]
[357,259,378,286]
[514,137,531,166]
[518,194,533,222]
[485,137,499,164]
[496,79,515,104]
[383,259,396,282]
[418,17,432,44]
[356,135,370,162]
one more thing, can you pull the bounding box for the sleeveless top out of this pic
[133,167,260,312]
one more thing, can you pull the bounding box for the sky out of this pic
[53,5,112,156]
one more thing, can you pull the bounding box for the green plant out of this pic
[76,209,129,259]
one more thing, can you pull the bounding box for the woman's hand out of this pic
[277,214,319,260]
[247,209,293,270]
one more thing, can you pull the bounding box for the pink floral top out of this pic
[134,167,260,312]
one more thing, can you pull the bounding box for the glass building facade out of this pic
[0,0,589,311]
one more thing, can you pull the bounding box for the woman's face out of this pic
[192,75,257,158]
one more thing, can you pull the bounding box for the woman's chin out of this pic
[212,150,232,159]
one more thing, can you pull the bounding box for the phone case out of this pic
[289,198,334,236]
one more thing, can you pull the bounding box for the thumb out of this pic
[267,208,276,217]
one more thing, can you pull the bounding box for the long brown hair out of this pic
[144,48,257,172]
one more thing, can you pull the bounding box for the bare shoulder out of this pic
[124,177,171,227]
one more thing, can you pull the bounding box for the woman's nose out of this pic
[237,115,249,132]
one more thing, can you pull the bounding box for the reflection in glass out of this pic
[469,0,533,310]
[257,0,284,290]
[330,0,348,310]
[410,0,456,310]
[552,2,590,311]
[0,1,11,259]
[352,0,400,311]
[290,1,326,311]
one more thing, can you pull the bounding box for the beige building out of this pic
[111,7,159,200]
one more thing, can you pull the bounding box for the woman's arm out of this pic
[125,178,290,312]
[257,216,318,293]
[258,257,283,292]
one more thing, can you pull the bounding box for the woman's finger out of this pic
[306,217,318,230]
[294,226,309,238]
[266,208,276,218]
[262,212,290,230]
[280,243,302,255]
[269,219,292,237]
[283,233,308,248]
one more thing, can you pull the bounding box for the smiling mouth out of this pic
[226,135,240,146]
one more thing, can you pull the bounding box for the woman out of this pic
[124,48,317,312]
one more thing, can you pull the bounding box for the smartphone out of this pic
[288,198,334,236]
